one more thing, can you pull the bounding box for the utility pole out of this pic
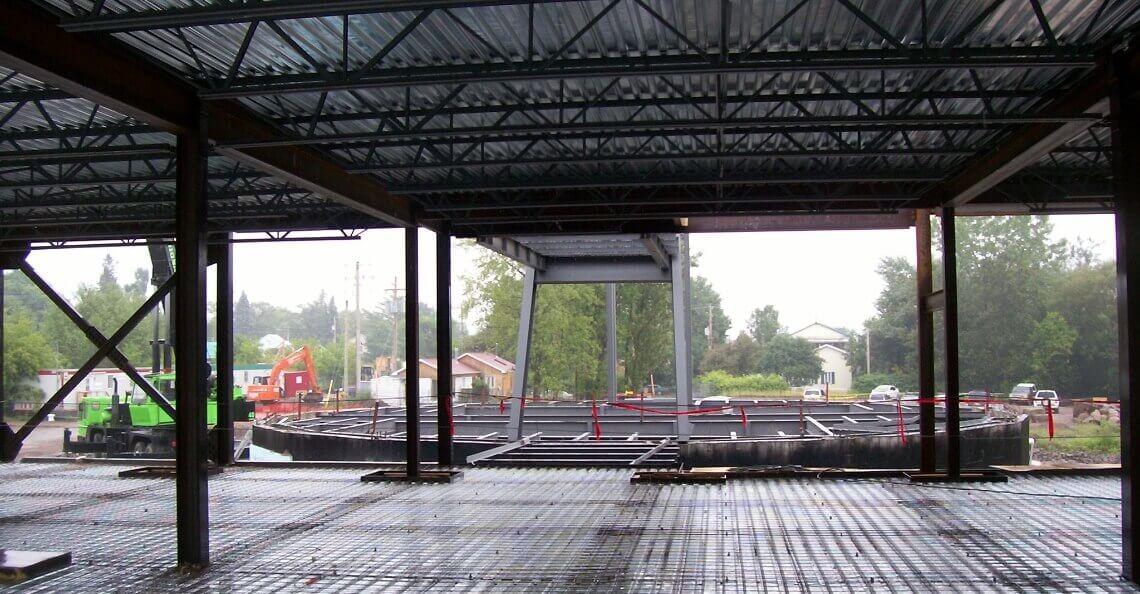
[342,300,350,394]
[865,329,871,375]
[354,261,361,396]
[390,276,400,375]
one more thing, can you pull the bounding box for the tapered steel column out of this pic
[405,227,420,477]
[916,209,936,473]
[942,209,961,476]
[606,283,618,403]
[673,234,693,441]
[175,116,210,567]
[507,268,537,441]
[214,236,234,465]
[436,224,453,466]
[1113,47,1140,583]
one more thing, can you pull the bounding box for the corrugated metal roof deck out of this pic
[0,462,1130,592]
[0,0,1135,241]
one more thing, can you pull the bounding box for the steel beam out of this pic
[199,49,1095,98]
[0,144,171,166]
[915,209,936,473]
[18,263,177,419]
[506,268,537,442]
[213,235,235,465]
[476,236,546,271]
[436,224,453,466]
[921,65,1111,207]
[1112,46,1140,584]
[229,114,1098,149]
[62,0,576,32]
[405,227,420,477]
[606,283,618,404]
[640,234,670,271]
[684,212,915,232]
[537,259,671,284]
[942,209,960,477]
[12,275,175,446]
[174,120,210,568]
[672,234,693,441]
[0,1,415,228]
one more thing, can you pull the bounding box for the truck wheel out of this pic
[89,430,104,443]
[132,440,148,454]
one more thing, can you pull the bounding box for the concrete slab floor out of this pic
[0,462,1132,592]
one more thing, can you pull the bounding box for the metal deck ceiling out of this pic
[1,0,1135,242]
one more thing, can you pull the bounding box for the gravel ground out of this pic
[1034,449,1120,465]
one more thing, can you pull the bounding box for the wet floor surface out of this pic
[0,463,1132,592]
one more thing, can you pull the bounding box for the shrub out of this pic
[697,370,789,395]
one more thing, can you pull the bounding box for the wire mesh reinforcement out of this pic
[0,463,1132,593]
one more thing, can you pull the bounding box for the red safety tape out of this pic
[591,399,601,440]
[499,398,506,415]
[739,406,748,428]
[896,399,907,445]
[1046,402,1055,440]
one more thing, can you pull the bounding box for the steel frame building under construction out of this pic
[1,0,1140,590]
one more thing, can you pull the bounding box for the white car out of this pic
[802,388,825,401]
[869,385,900,402]
[1033,389,1060,411]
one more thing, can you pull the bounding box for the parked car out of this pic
[1033,389,1060,411]
[869,385,900,402]
[802,387,825,401]
[695,396,730,407]
[1010,383,1037,401]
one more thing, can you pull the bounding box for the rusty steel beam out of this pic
[0,0,414,228]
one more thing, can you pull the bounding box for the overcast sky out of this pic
[20,214,1116,337]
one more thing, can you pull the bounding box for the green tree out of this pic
[618,283,673,390]
[747,305,782,348]
[1029,312,1077,392]
[234,291,255,337]
[1049,262,1117,396]
[690,276,731,374]
[701,332,761,375]
[4,313,53,406]
[759,334,822,386]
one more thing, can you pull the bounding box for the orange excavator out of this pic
[245,345,324,403]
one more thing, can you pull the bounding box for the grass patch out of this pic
[1030,422,1120,454]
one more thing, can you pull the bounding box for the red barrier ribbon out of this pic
[896,399,907,445]
[499,398,506,415]
[591,399,601,440]
[739,406,748,428]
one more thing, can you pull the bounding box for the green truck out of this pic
[64,373,254,456]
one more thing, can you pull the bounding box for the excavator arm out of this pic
[246,345,323,402]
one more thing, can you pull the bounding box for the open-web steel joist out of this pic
[2,0,1140,582]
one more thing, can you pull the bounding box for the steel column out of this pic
[213,236,234,465]
[174,118,210,568]
[673,235,693,441]
[507,268,538,442]
[942,209,961,477]
[1112,46,1140,583]
[436,224,453,466]
[915,209,936,473]
[405,227,420,477]
[606,283,618,404]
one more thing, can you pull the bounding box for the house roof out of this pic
[459,352,516,373]
[815,343,850,356]
[790,322,852,343]
[396,358,481,377]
